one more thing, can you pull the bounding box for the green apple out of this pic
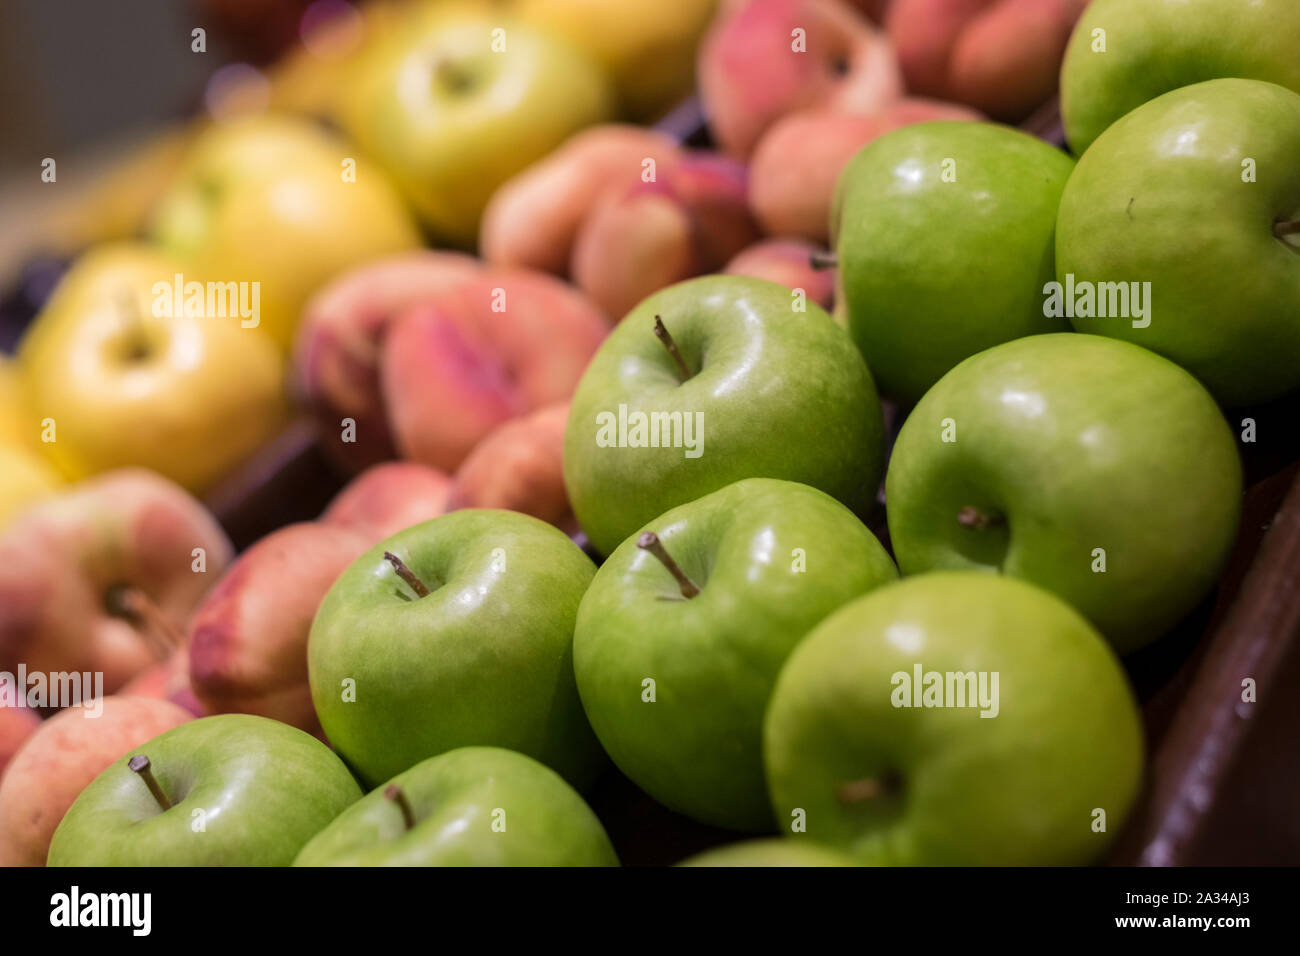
[885,333,1241,654]
[563,275,885,557]
[1061,0,1300,155]
[294,746,618,866]
[679,838,859,867]
[47,714,361,866]
[832,121,1075,404]
[1055,78,1300,406]
[764,572,1144,866]
[150,114,421,352]
[308,509,603,789]
[338,6,614,246]
[574,478,896,831]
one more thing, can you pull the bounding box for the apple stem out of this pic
[128,755,173,811]
[1275,219,1300,238]
[653,316,692,381]
[432,56,474,93]
[637,531,700,598]
[384,784,417,831]
[809,250,838,271]
[957,506,1004,531]
[115,290,151,361]
[384,552,431,598]
[105,586,183,660]
[836,771,902,805]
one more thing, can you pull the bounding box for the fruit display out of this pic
[0,0,1297,881]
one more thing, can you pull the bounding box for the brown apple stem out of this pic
[128,755,173,811]
[809,250,838,271]
[106,586,183,659]
[1275,219,1300,238]
[653,316,692,381]
[384,784,417,831]
[637,531,700,598]
[957,506,1004,531]
[114,290,151,361]
[836,771,902,805]
[432,57,474,93]
[384,552,431,597]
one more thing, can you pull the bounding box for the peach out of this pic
[292,251,485,472]
[119,648,202,717]
[749,99,983,242]
[0,469,232,696]
[725,239,837,310]
[480,124,681,275]
[698,0,903,158]
[571,152,758,319]
[0,695,191,865]
[448,402,574,532]
[187,522,371,735]
[887,0,1083,120]
[380,269,608,472]
[321,461,453,541]
[571,184,696,322]
[851,0,895,22]
[0,707,40,780]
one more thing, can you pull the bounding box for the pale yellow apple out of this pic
[150,114,422,351]
[338,5,614,246]
[17,244,288,493]
[0,356,36,448]
[514,0,717,120]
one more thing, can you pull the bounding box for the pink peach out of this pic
[321,461,453,540]
[0,695,191,865]
[725,239,837,310]
[448,402,574,532]
[699,0,903,158]
[187,522,371,735]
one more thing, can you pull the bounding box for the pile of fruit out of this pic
[1,0,1298,867]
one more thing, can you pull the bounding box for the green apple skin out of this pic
[294,747,618,867]
[563,276,885,557]
[834,122,1075,404]
[339,11,613,246]
[679,838,859,867]
[1061,0,1300,155]
[309,510,603,790]
[1056,79,1300,406]
[47,715,361,866]
[885,334,1241,654]
[764,572,1144,866]
[574,478,897,831]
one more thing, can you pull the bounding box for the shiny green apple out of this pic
[1061,0,1300,154]
[1056,78,1300,406]
[679,838,859,867]
[47,714,361,866]
[885,334,1241,654]
[308,509,603,789]
[294,747,618,866]
[833,121,1075,404]
[574,478,896,831]
[764,573,1144,865]
[563,275,885,557]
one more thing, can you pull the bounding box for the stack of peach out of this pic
[0,0,1088,866]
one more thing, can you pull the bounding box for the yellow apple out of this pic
[0,356,36,449]
[150,114,421,351]
[337,4,614,246]
[17,244,288,493]
[514,0,717,120]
